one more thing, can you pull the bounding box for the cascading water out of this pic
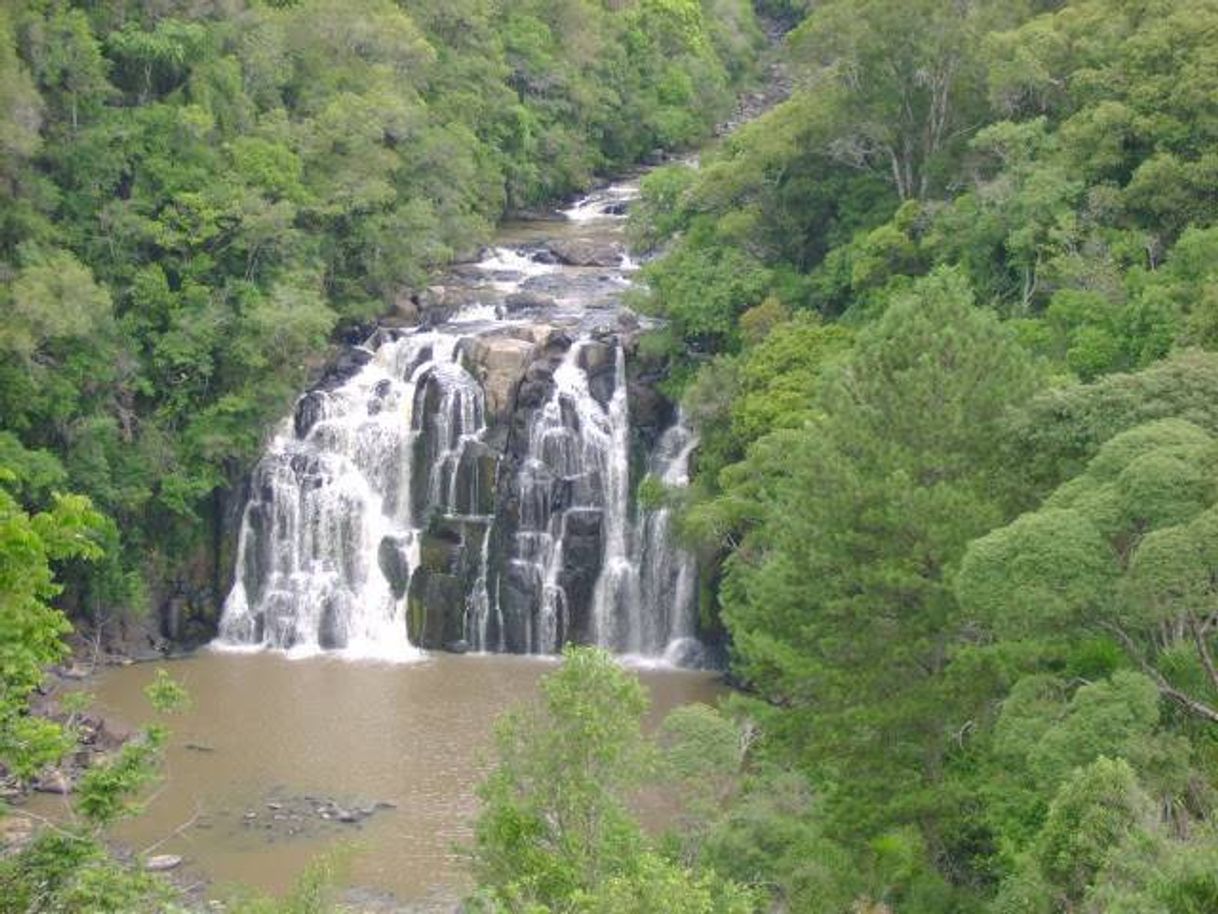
[492,338,630,653]
[218,332,489,659]
[632,415,702,665]
[217,177,710,666]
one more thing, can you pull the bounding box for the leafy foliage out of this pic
[623,1,1218,909]
[469,647,755,914]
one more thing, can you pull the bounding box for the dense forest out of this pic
[620,0,1218,910]
[7,0,1218,911]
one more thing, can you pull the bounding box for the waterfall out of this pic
[217,175,710,666]
[590,345,640,652]
[633,415,702,666]
[217,331,489,659]
[494,338,625,653]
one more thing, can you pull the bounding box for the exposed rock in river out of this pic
[546,238,625,267]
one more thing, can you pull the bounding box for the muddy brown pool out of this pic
[42,651,721,909]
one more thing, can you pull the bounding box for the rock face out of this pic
[462,334,537,424]
[407,520,489,649]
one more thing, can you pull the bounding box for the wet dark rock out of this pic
[516,377,553,411]
[316,348,374,392]
[497,562,541,654]
[588,372,615,409]
[367,379,393,416]
[294,392,327,439]
[628,381,676,450]
[383,292,419,328]
[530,248,561,265]
[419,526,463,573]
[577,340,615,376]
[407,569,465,649]
[317,597,346,650]
[378,536,414,600]
[336,320,377,347]
[558,508,604,642]
[445,639,471,654]
[454,443,498,516]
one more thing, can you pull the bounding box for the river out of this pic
[43,652,720,910]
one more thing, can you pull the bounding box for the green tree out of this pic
[958,418,1218,725]
[719,269,1039,891]
[470,647,754,913]
[0,475,104,779]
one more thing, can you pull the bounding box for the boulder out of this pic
[504,291,557,313]
[384,292,420,328]
[315,348,373,392]
[35,769,72,795]
[628,382,676,445]
[578,341,617,408]
[294,392,327,439]
[546,238,625,268]
[377,535,414,599]
[462,335,537,421]
[145,855,183,872]
[577,340,615,375]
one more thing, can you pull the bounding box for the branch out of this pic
[12,809,91,844]
[139,801,204,856]
[1102,622,1218,724]
[1188,612,1218,695]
